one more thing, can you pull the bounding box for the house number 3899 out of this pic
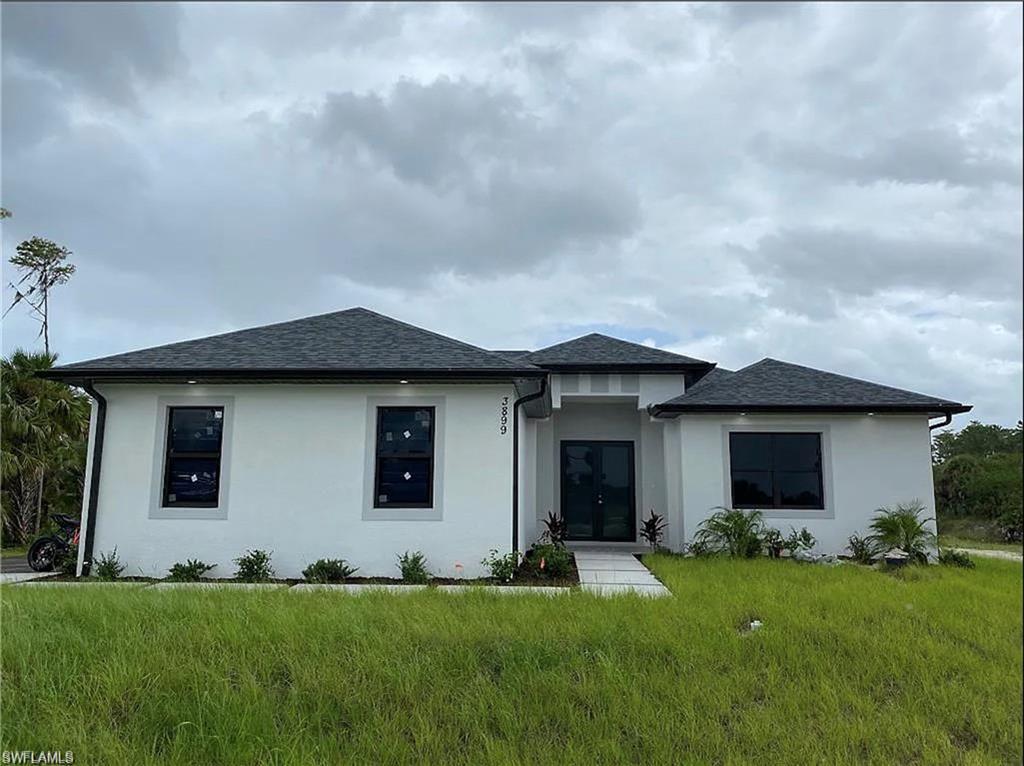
[499,396,509,434]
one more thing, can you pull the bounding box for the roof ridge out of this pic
[754,357,959,403]
[525,330,710,365]
[51,308,369,368]
[353,308,538,370]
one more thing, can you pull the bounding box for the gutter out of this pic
[38,367,547,386]
[650,403,973,417]
[80,382,107,576]
[928,412,953,431]
[511,376,548,552]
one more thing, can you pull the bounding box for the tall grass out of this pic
[2,557,1021,764]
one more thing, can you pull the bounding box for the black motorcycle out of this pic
[27,514,81,572]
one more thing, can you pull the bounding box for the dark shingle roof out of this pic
[653,358,970,415]
[686,366,735,392]
[490,350,532,361]
[44,308,542,382]
[521,333,711,370]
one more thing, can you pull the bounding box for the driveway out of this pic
[0,554,34,574]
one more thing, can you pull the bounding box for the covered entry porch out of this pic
[519,389,675,548]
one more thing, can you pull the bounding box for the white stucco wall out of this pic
[88,383,515,579]
[550,373,685,409]
[678,413,937,553]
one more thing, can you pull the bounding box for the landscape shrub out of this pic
[397,551,430,583]
[539,511,568,547]
[763,528,785,558]
[93,548,125,581]
[57,543,78,576]
[785,527,817,553]
[868,501,936,565]
[521,543,573,579]
[234,549,275,582]
[693,508,764,558]
[686,538,711,557]
[167,559,216,582]
[938,548,975,569]
[302,558,357,583]
[640,510,668,549]
[846,533,877,564]
[482,549,519,582]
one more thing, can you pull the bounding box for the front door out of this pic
[561,440,636,541]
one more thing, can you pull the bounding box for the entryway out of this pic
[560,440,636,541]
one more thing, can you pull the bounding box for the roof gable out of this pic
[47,307,540,379]
[655,358,969,414]
[521,333,711,369]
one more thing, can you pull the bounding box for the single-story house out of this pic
[42,307,971,578]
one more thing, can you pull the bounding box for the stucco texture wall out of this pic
[87,383,515,579]
[678,413,937,553]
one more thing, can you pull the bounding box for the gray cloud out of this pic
[1,2,1020,426]
[736,227,1023,319]
[305,78,533,189]
[749,128,1022,188]
[1,2,184,107]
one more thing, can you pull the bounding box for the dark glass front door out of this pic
[561,441,636,541]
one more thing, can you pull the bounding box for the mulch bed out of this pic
[28,553,582,588]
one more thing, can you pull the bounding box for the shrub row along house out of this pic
[42,308,971,578]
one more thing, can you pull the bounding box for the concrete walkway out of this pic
[574,551,671,597]
[1,572,55,585]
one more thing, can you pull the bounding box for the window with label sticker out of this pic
[162,407,224,507]
[374,407,434,507]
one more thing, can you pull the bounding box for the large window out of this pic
[162,406,224,507]
[729,432,824,510]
[374,407,435,508]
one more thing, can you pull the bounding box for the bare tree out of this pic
[4,237,76,355]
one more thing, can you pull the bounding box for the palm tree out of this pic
[1,349,90,544]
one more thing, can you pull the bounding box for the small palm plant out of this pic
[693,507,765,558]
[867,501,936,565]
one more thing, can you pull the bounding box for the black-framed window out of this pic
[729,432,824,510]
[374,407,435,508]
[162,406,224,508]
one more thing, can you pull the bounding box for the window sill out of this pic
[362,506,443,522]
[149,507,228,520]
[754,508,834,520]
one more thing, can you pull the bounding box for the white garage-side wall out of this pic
[88,383,515,579]
[678,413,937,553]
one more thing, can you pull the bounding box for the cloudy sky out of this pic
[2,2,1021,425]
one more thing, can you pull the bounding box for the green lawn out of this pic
[939,535,1023,554]
[2,557,1021,765]
[938,516,1023,554]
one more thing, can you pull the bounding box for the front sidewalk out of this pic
[574,551,672,597]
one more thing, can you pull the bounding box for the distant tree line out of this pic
[933,420,1023,542]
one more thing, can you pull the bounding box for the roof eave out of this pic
[534,362,715,374]
[37,367,548,386]
[649,402,973,418]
